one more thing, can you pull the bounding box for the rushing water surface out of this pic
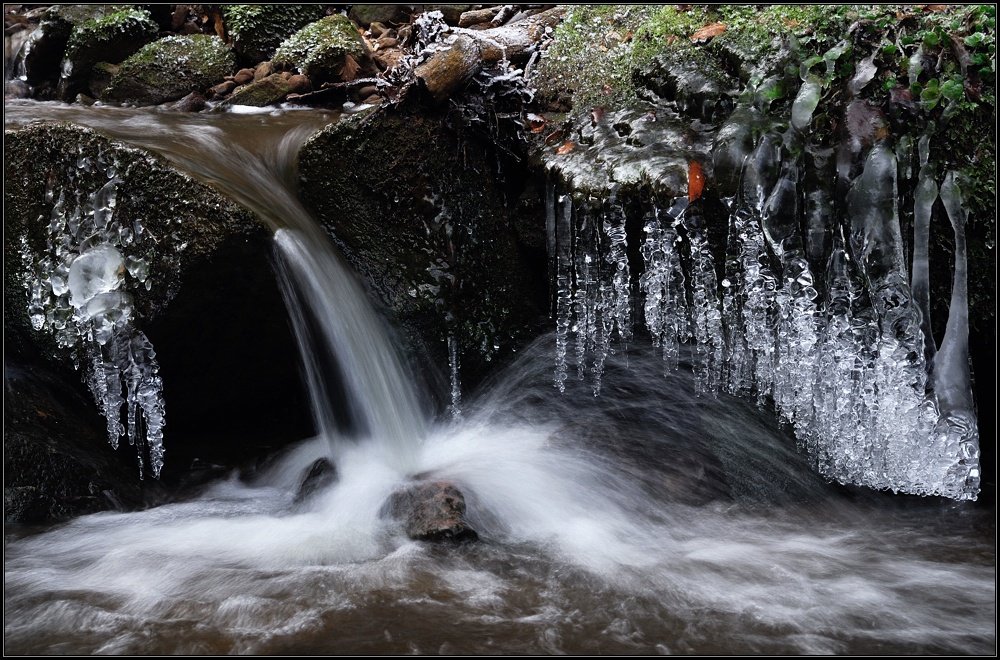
[4,102,996,655]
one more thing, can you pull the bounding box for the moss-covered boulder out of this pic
[347,5,411,29]
[222,4,327,64]
[101,35,236,106]
[5,123,313,516]
[273,14,372,85]
[297,108,547,394]
[58,7,160,100]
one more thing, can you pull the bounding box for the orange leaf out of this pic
[691,22,726,41]
[557,141,576,155]
[925,5,949,11]
[688,161,705,202]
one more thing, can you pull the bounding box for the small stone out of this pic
[233,68,255,85]
[382,480,478,543]
[369,21,387,38]
[293,457,337,504]
[171,91,206,112]
[207,80,235,98]
[376,36,398,49]
[357,85,378,99]
[287,74,312,95]
[362,94,382,105]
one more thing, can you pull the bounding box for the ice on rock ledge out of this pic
[21,149,166,479]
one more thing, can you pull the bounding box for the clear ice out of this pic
[21,145,166,479]
[547,94,981,500]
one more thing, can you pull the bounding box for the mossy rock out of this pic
[635,42,739,122]
[222,4,327,64]
[273,14,371,85]
[59,7,159,99]
[348,5,411,29]
[297,108,547,394]
[101,35,236,106]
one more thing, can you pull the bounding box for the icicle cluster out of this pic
[546,95,980,500]
[548,187,633,396]
[20,146,166,478]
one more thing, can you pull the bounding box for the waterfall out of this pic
[7,104,427,474]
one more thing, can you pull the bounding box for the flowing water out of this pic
[4,103,995,655]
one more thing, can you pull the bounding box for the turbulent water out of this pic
[4,104,995,655]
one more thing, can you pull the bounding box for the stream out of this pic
[4,102,995,655]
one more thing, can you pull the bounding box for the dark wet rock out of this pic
[217,73,292,108]
[171,91,207,112]
[273,14,373,86]
[5,79,30,98]
[348,5,411,29]
[356,84,378,99]
[5,123,313,490]
[298,108,547,395]
[86,60,117,97]
[58,7,159,100]
[368,21,389,38]
[101,34,235,106]
[4,358,160,523]
[383,480,478,542]
[293,457,338,504]
[222,4,327,64]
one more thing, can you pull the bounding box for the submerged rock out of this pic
[101,35,236,106]
[216,73,291,108]
[383,480,478,542]
[293,457,338,504]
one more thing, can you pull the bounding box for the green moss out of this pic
[104,35,236,105]
[222,5,327,63]
[273,14,368,83]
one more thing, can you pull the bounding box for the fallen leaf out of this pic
[591,107,605,124]
[925,5,949,11]
[557,141,576,155]
[544,129,564,145]
[601,85,613,95]
[688,160,705,202]
[691,22,726,42]
[782,17,801,29]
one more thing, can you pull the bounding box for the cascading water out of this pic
[4,103,994,655]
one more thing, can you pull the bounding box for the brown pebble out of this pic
[208,80,235,97]
[357,85,378,99]
[287,74,312,95]
[233,68,254,85]
[369,21,387,37]
[362,94,382,105]
[377,36,398,49]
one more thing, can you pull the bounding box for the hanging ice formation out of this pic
[21,146,166,479]
[549,188,633,396]
[547,80,980,501]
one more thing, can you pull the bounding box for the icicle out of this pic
[640,200,689,375]
[554,193,573,392]
[935,171,981,499]
[447,333,463,420]
[911,133,938,366]
[683,202,723,395]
